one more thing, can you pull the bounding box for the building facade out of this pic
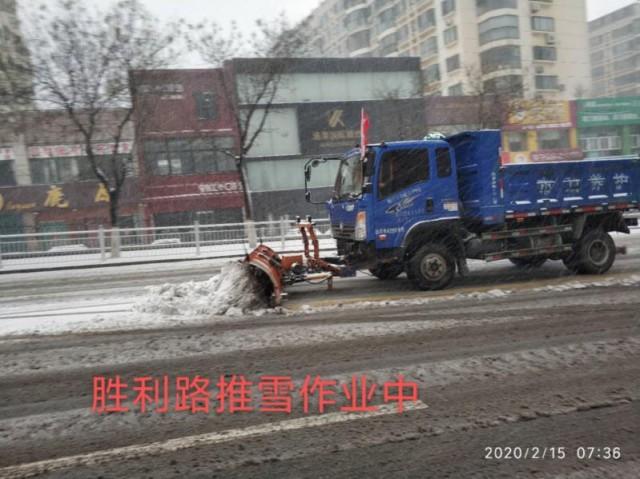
[131,69,244,228]
[589,1,640,98]
[231,57,425,220]
[576,96,640,158]
[302,0,591,99]
[0,110,140,235]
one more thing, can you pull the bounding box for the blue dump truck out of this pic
[303,130,640,291]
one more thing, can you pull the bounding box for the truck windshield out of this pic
[334,152,363,199]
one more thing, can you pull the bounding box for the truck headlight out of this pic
[355,211,367,241]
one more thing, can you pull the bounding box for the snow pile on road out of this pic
[133,262,266,316]
[532,274,640,293]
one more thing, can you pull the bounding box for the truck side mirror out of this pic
[362,182,372,194]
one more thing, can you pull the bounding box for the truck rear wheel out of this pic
[408,243,455,291]
[369,263,404,280]
[564,230,616,275]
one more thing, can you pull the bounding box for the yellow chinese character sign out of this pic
[95,183,110,203]
[43,186,69,208]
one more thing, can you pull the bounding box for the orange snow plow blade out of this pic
[245,244,286,307]
[244,217,344,307]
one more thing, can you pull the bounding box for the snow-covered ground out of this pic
[0,229,638,338]
[1,268,639,338]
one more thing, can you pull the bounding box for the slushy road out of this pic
[0,235,639,478]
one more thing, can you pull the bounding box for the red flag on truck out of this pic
[360,108,370,161]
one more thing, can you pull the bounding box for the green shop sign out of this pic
[577,97,640,127]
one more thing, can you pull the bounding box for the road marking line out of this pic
[0,401,428,478]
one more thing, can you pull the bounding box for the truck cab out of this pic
[322,140,464,284]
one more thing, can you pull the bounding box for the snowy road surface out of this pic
[0,233,639,477]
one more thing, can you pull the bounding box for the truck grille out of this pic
[331,223,355,239]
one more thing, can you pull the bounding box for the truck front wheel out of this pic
[408,243,455,291]
[564,230,616,275]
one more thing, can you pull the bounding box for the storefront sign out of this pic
[27,141,133,159]
[504,100,575,131]
[143,173,245,213]
[297,100,424,155]
[0,180,139,213]
[577,97,640,127]
[0,147,15,161]
[197,181,243,194]
[530,149,584,163]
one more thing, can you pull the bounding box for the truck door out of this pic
[373,145,460,249]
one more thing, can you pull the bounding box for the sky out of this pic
[134,0,637,33]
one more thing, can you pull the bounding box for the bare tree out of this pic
[1,0,182,227]
[463,65,526,129]
[189,16,308,220]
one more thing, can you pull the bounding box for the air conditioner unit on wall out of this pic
[530,4,540,13]
[535,65,545,74]
[545,34,556,45]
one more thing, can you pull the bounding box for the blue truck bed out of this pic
[449,130,640,226]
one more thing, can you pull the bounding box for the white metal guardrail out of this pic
[0,218,335,270]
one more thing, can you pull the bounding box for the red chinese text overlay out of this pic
[92,374,419,414]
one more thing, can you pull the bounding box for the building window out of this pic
[377,4,398,33]
[591,66,605,79]
[612,37,640,56]
[533,46,557,61]
[443,26,458,45]
[531,16,555,32]
[347,29,370,51]
[478,15,519,45]
[535,75,559,90]
[590,50,604,64]
[538,129,570,150]
[144,137,236,176]
[77,155,132,181]
[424,63,441,84]
[476,0,516,16]
[194,92,216,120]
[435,148,452,177]
[0,161,16,186]
[420,36,438,57]
[614,70,640,87]
[507,131,527,152]
[446,54,460,72]
[378,148,429,199]
[612,18,640,39]
[448,83,463,95]
[29,157,78,184]
[480,45,521,74]
[344,6,370,29]
[441,0,455,16]
[579,133,622,154]
[483,75,523,94]
[416,9,436,31]
[379,32,398,56]
[397,24,409,43]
